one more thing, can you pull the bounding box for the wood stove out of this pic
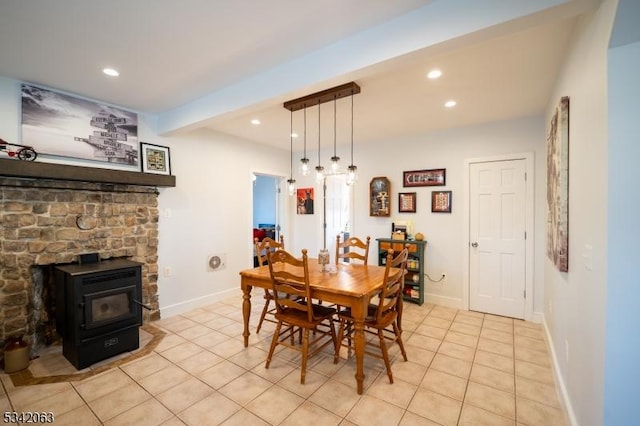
[55,258,145,369]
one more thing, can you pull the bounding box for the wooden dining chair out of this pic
[254,235,284,332]
[335,235,371,265]
[265,248,338,384]
[333,248,409,384]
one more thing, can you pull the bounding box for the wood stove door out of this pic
[83,285,140,331]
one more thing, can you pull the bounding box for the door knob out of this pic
[471,242,478,248]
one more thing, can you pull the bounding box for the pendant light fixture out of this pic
[283,81,360,183]
[315,101,324,182]
[299,107,310,175]
[347,91,358,185]
[330,96,340,172]
[286,109,296,195]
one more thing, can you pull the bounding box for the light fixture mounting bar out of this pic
[283,82,360,112]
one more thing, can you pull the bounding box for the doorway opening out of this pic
[252,173,284,265]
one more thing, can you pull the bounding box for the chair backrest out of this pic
[335,235,371,265]
[267,248,315,322]
[374,248,409,323]
[254,235,284,266]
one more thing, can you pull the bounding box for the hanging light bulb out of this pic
[287,109,296,195]
[347,91,358,185]
[299,106,310,175]
[315,102,324,182]
[330,96,340,173]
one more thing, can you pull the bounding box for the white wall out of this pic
[154,129,290,316]
[542,1,616,424]
[291,116,546,315]
[605,4,640,424]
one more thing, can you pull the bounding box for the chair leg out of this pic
[393,323,408,361]
[378,328,394,384]
[334,318,345,364]
[256,290,272,333]
[328,318,338,360]
[393,321,408,361]
[265,321,282,369]
[300,328,310,384]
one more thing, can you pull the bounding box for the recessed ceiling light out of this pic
[102,68,119,77]
[251,119,261,125]
[444,100,457,108]
[291,132,299,138]
[427,69,442,79]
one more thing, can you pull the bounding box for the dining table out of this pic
[239,259,393,394]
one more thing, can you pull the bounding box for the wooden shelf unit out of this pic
[377,238,427,305]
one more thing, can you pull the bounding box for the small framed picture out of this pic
[398,192,417,213]
[431,190,452,213]
[403,169,446,187]
[140,142,171,175]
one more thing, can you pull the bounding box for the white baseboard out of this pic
[542,316,578,426]
[424,293,464,310]
[159,288,239,318]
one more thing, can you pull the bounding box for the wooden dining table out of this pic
[239,259,392,394]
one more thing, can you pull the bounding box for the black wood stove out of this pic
[55,258,145,369]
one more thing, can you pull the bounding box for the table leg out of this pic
[353,317,366,394]
[242,283,252,347]
[351,299,367,394]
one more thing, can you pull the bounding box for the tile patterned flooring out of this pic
[0,295,569,425]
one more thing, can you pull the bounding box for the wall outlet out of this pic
[163,266,172,277]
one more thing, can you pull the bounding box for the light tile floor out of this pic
[1,295,569,425]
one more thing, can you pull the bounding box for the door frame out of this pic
[463,152,535,320]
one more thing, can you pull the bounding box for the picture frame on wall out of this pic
[296,188,314,214]
[370,176,390,217]
[431,190,452,213]
[398,192,417,213]
[21,83,139,166]
[140,142,171,175]
[403,169,446,187]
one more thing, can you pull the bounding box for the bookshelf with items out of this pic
[376,238,427,305]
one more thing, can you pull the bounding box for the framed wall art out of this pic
[21,83,138,165]
[403,169,446,187]
[370,176,390,217]
[546,96,570,272]
[296,188,314,214]
[140,142,171,175]
[398,192,417,213]
[431,190,452,213]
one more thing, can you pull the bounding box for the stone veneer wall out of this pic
[0,176,161,358]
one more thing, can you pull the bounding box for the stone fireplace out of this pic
[0,175,161,360]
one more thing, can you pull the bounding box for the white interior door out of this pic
[469,159,526,318]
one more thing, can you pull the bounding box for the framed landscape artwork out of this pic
[21,84,138,165]
[546,96,570,272]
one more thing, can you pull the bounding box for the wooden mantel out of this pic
[0,158,176,187]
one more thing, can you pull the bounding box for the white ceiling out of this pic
[0,0,601,152]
